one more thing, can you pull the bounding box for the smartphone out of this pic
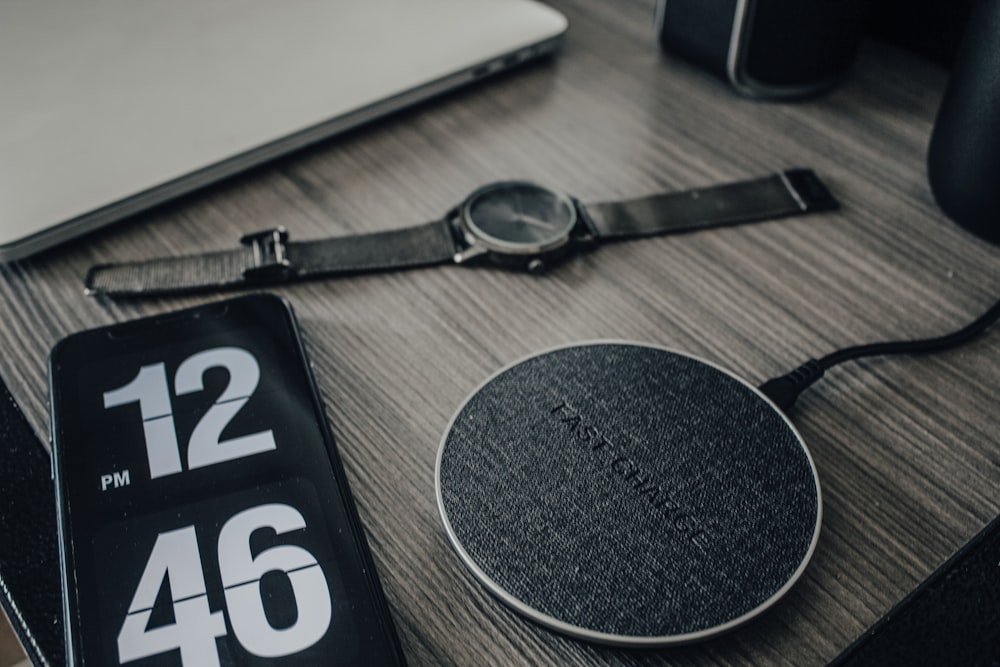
[49,293,406,666]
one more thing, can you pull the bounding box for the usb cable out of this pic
[760,298,1000,411]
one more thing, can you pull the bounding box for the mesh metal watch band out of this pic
[85,220,458,297]
[584,169,837,239]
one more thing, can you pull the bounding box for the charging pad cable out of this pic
[760,298,1000,411]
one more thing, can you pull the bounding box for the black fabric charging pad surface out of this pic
[436,342,821,646]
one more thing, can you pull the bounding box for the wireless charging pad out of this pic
[436,342,821,646]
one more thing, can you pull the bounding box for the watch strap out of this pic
[85,219,457,296]
[584,169,838,239]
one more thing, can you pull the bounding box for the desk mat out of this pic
[0,375,62,666]
[829,512,1000,666]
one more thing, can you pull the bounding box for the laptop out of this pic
[0,0,567,261]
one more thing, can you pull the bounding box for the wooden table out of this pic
[1,0,998,664]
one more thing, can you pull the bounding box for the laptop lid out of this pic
[0,0,566,261]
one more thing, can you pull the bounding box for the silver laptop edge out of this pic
[0,3,566,262]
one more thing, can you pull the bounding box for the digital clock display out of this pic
[49,295,403,666]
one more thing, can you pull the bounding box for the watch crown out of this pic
[527,258,546,273]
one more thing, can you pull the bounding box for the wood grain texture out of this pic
[0,611,24,667]
[1,0,998,665]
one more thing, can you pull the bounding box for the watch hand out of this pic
[512,214,551,229]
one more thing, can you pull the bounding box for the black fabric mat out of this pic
[829,513,1000,666]
[0,375,62,666]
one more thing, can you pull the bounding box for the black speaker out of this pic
[436,342,821,645]
[927,0,1000,246]
[656,0,868,99]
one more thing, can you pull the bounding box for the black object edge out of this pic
[0,374,62,666]
[828,513,1000,666]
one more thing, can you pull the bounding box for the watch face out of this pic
[462,181,577,254]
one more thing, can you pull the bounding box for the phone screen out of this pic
[49,294,404,666]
